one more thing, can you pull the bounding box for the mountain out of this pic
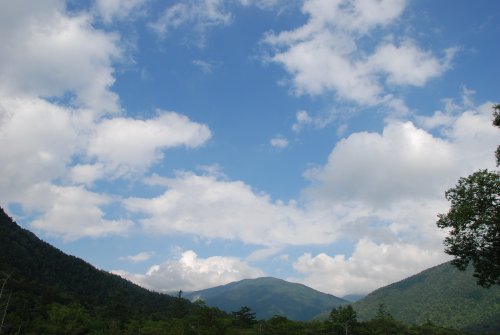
[184,276,348,321]
[0,206,181,328]
[353,261,500,333]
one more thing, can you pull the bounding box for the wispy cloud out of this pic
[149,0,232,46]
[270,135,289,148]
[120,251,155,263]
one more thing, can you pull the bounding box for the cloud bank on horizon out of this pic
[0,0,498,297]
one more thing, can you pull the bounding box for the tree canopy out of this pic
[493,104,500,166]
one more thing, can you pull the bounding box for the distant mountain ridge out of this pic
[353,262,500,333]
[184,276,348,321]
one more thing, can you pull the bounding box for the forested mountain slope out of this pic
[0,206,181,331]
[185,276,348,321]
[353,262,500,333]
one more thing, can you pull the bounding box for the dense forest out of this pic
[353,262,500,333]
[0,207,482,334]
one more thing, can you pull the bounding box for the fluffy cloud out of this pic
[113,250,264,292]
[300,0,407,34]
[265,0,453,107]
[27,184,133,241]
[0,96,82,201]
[0,0,122,114]
[124,171,338,246]
[304,121,457,207]
[86,111,211,179]
[369,41,455,86]
[291,238,450,296]
[306,99,499,209]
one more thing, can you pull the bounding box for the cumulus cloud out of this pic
[304,121,457,207]
[290,238,450,296]
[27,184,133,241]
[265,0,453,107]
[0,0,122,114]
[113,250,264,292]
[124,171,338,246]
[0,96,83,201]
[87,111,211,178]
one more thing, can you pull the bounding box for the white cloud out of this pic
[68,163,106,186]
[124,171,337,246]
[270,135,289,148]
[292,110,313,132]
[369,41,456,86]
[265,0,453,107]
[87,111,212,178]
[94,0,148,23]
[247,247,283,261]
[120,251,155,263]
[0,1,122,114]
[291,238,450,296]
[27,184,133,241]
[318,0,406,33]
[237,0,286,10]
[0,96,82,202]
[113,250,264,292]
[149,0,232,44]
[304,121,457,207]
[192,59,213,74]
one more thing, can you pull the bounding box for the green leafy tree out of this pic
[232,306,257,328]
[437,104,500,287]
[45,303,92,335]
[363,304,406,335]
[265,315,304,335]
[327,305,358,335]
[493,104,500,166]
[172,290,189,319]
[437,169,500,287]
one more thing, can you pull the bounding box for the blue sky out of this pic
[0,0,499,297]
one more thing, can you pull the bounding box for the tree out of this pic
[327,305,358,335]
[493,104,500,166]
[436,169,500,287]
[171,290,189,319]
[232,306,257,328]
